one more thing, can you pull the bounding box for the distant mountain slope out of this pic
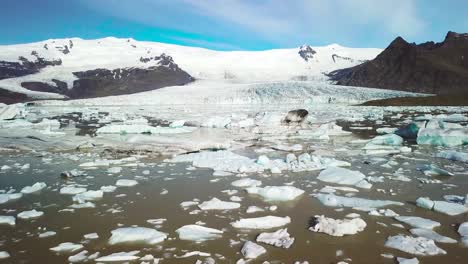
[0,37,381,103]
[328,31,468,94]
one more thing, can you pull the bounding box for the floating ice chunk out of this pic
[198,198,240,210]
[97,124,196,134]
[315,194,403,208]
[418,164,453,176]
[417,128,468,147]
[60,186,87,195]
[416,197,468,216]
[0,193,22,204]
[107,167,122,174]
[246,206,264,213]
[256,155,271,166]
[384,235,446,256]
[256,228,294,248]
[84,233,99,240]
[116,179,138,187]
[367,134,403,146]
[394,216,440,229]
[410,228,456,243]
[108,227,167,245]
[95,251,140,262]
[317,167,371,189]
[69,202,95,209]
[376,127,397,134]
[39,231,57,238]
[0,251,9,260]
[436,150,468,163]
[245,186,305,201]
[415,197,434,210]
[319,186,359,193]
[68,250,99,263]
[0,215,15,226]
[213,171,232,177]
[50,242,84,254]
[397,257,419,264]
[458,222,468,246]
[309,215,366,236]
[231,178,262,188]
[170,120,185,128]
[17,209,44,220]
[176,251,211,258]
[176,225,223,241]
[241,241,266,259]
[72,190,103,203]
[21,182,47,194]
[100,185,117,193]
[232,216,291,229]
[170,150,263,173]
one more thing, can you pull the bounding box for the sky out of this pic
[1,0,467,50]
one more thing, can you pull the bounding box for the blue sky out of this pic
[1,0,467,50]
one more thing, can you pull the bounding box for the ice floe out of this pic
[108,227,167,245]
[245,186,305,201]
[20,182,47,194]
[0,215,15,226]
[231,178,262,188]
[50,242,84,254]
[241,241,266,259]
[95,251,140,262]
[232,216,291,229]
[315,194,403,209]
[72,190,103,203]
[458,222,468,246]
[317,167,371,189]
[198,198,240,210]
[409,228,457,243]
[115,179,138,187]
[416,197,468,216]
[394,216,440,229]
[256,228,294,248]
[0,193,22,204]
[60,186,87,195]
[309,215,366,236]
[17,209,44,220]
[436,150,468,163]
[176,225,223,241]
[384,235,446,256]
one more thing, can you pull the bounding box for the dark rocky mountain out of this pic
[328,31,468,94]
[298,45,317,61]
[0,53,193,103]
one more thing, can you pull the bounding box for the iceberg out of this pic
[108,227,167,245]
[315,194,403,208]
[384,235,446,256]
[95,251,140,262]
[245,186,305,201]
[256,228,294,248]
[198,198,240,210]
[436,150,468,163]
[409,228,456,243]
[0,215,15,226]
[417,128,468,147]
[72,190,103,203]
[232,216,291,229]
[17,209,44,220]
[317,167,371,189]
[394,216,440,229]
[50,242,84,254]
[241,241,266,259]
[309,215,366,236]
[20,182,47,194]
[176,225,223,241]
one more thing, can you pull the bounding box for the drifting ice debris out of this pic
[107,167,122,174]
[115,179,138,187]
[72,190,103,203]
[256,228,295,248]
[376,127,397,134]
[17,209,44,220]
[367,134,403,146]
[436,150,468,163]
[232,216,291,229]
[100,185,117,192]
[95,251,140,262]
[458,222,468,246]
[315,193,403,208]
[0,215,15,226]
[198,198,240,210]
[50,242,84,254]
[231,178,262,188]
[283,109,309,124]
[417,164,453,176]
[415,197,468,216]
[0,193,22,204]
[394,216,440,229]
[241,241,266,259]
[384,235,446,256]
[317,167,372,189]
[309,215,366,236]
[39,231,57,238]
[201,116,231,128]
[108,227,167,245]
[68,250,99,263]
[0,251,9,260]
[417,128,468,147]
[176,224,223,241]
[96,124,196,134]
[395,123,420,139]
[397,257,419,264]
[246,206,264,213]
[245,186,305,201]
[20,182,46,194]
[60,186,87,195]
[410,228,457,243]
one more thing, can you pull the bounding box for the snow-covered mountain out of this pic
[0,37,382,103]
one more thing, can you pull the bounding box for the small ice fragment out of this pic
[410,228,456,243]
[95,251,140,262]
[176,225,223,241]
[115,179,138,187]
[317,167,371,189]
[256,228,294,248]
[0,251,10,260]
[309,215,366,236]
[60,186,87,195]
[50,242,84,254]
[231,178,262,188]
[108,227,167,245]
[198,198,240,210]
[397,257,419,264]
[21,182,47,194]
[245,186,304,201]
[84,233,99,240]
[241,241,266,259]
[0,215,15,226]
[394,216,440,229]
[316,194,403,208]
[231,216,291,229]
[39,231,57,238]
[17,209,44,220]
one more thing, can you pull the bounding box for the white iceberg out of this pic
[317,167,371,189]
[72,190,103,203]
[394,216,440,229]
[0,215,15,226]
[245,186,305,201]
[384,235,446,256]
[309,215,366,236]
[256,228,294,248]
[60,186,87,195]
[95,251,140,262]
[232,216,291,229]
[241,241,266,259]
[20,182,47,194]
[115,179,138,187]
[17,209,44,220]
[231,178,262,188]
[409,228,456,243]
[50,242,84,254]
[108,227,167,245]
[436,150,468,163]
[198,198,240,210]
[315,194,403,208]
[176,225,223,241]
